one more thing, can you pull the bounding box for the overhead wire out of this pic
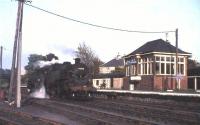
[23,3,175,34]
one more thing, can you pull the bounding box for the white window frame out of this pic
[138,57,153,75]
[155,55,185,76]
[130,65,136,76]
[178,57,185,75]
[148,58,153,75]
[126,66,130,76]
[138,58,142,75]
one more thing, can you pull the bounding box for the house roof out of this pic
[125,39,191,57]
[101,58,124,67]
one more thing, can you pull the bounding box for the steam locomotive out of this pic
[26,58,95,98]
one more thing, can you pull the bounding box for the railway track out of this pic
[1,97,199,125]
[116,97,200,113]
[0,107,64,125]
[33,99,160,125]
[94,92,200,113]
[51,97,199,125]
[76,98,200,125]
[93,102,198,124]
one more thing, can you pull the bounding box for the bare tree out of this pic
[75,42,103,77]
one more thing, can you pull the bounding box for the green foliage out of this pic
[0,69,10,89]
[100,82,106,89]
[0,79,9,88]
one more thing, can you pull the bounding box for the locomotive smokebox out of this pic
[75,58,81,64]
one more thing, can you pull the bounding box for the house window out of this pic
[148,58,153,75]
[171,63,175,74]
[133,65,136,75]
[126,66,130,76]
[171,57,175,62]
[161,57,165,61]
[166,63,170,74]
[156,62,160,74]
[156,56,160,61]
[96,80,99,86]
[137,57,153,75]
[110,79,113,88]
[138,57,153,75]
[178,64,184,74]
[143,58,147,74]
[178,57,185,75]
[166,57,170,61]
[126,57,153,76]
[130,65,133,75]
[138,64,141,74]
[161,63,165,74]
[148,62,152,74]
[130,65,136,75]
[143,63,147,74]
[100,79,106,89]
[179,57,184,62]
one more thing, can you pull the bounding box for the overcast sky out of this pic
[0,0,200,72]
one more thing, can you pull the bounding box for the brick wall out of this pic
[137,75,154,91]
[123,77,129,90]
[132,75,188,91]
[180,77,188,90]
[153,76,164,90]
[113,78,123,89]
[154,75,188,91]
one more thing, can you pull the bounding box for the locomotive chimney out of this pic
[75,58,81,64]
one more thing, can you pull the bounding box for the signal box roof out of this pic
[125,39,191,57]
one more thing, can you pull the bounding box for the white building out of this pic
[93,56,128,89]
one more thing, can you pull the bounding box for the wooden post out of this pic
[9,0,24,108]
[175,28,178,90]
[178,79,180,90]
[16,1,23,108]
[9,1,22,103]
[194,77,197,91]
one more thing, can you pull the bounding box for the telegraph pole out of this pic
[175,28,178,90]
[16,1,23,108]
[9,0,24,108]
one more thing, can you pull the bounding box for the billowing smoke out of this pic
[29,59,61,99]
[30,83,49,99]
[33,59,61,69]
